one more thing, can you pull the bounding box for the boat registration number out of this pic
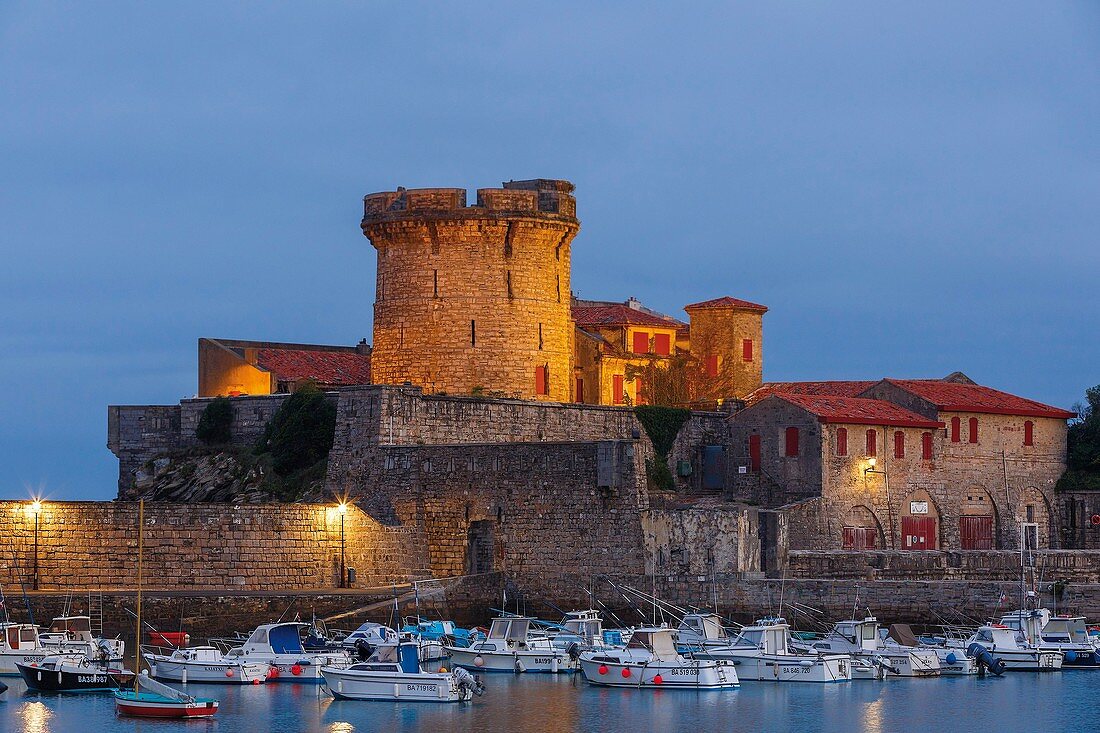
[666,668,700,676]
[405,684,437,692]
[533,658,557,665]
[78,675,108,683]
[780,666,811,675]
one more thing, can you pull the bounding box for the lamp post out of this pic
[338,503,347,588]
[30,500,42,591]
[863,457,896,550]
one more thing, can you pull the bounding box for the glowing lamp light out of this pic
[337,503,348,515]
[31,500,42,513]
[867,458,877,469]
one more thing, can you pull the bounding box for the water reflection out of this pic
[19,701,53,733]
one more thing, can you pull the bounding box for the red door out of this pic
[843,527,878,550]
[748,435,761,473]
[960,515,994,550]
[902,516,936,550]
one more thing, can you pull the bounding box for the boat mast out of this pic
[134,499,144,692]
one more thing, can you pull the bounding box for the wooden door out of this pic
[960,515,994,550]
[902,516,936,550]
[748,435,761,473]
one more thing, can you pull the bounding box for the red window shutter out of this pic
[749,434,761,472]
[705,355,719,378]
[968,417,978,444]
[836,428,848,457]
[842,527,855,550]
[613,375,624,405]
[632,331,650,354]
[575,377,584,403]
[535,366,547,395]
[866,429,877,457]
[634,376,645,405]
[950,416,960,443]
[742,339,753,362]
[1024,420,1034,447]
[894,431,905,459]
[922,432,933,460]
[653,333,671,356]
[785,427,800,457]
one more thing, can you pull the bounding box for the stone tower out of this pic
[362,179,580,401]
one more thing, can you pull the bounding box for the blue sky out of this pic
[1,2,1097,500]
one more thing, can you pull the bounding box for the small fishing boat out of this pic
[39,615,125,662]
[950,625,1063,671]
[445,616,575,674]
[880,624,978,675]
[0,622,51,675]
[1000,610,1099,668]
[322,641,485,702]
[143,645,269,684]
[16,654,134,692]
[401,618,483,659]
[223,622,352,682]
[580,627,738,689]
[114,674,219,718]
[546,610,619,651]
[796,617,940,678]
[681,615,852,683]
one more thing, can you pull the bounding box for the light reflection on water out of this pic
[2,671,1099,733]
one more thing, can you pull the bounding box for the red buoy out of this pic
[653,674,663,685]
[598,665,609,675]
[621,668,631,678]
[252,679,261,685]
[291,664,303,676]
[1091,514,1100,526]
[267,667,279,679]
[225,669,234,678]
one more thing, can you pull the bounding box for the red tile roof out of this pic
[770,393,944,428]
[255,348,372,387]
[571,303,683,329]
[882,380,1076,419]
[745,381,877,405]
[683,296,769,313]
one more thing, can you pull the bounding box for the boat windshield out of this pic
[735,630,764,648]
[269,625,304,654]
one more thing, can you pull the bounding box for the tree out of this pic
[254,381,337,476]
[624,341,741,409]
[196,397,233,445]
[1057,385,1100,492]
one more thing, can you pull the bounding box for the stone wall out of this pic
[0,501,419,591]
[684,303,764,400]
[642,504,760,575]
[785,549,1100,582]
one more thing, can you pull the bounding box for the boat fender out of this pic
[945,653,957,665]
[225,669,234,678]
[252,679,260,685]
[621,668,631,678]
[1066,651,1078,663]
[799,660,814,668]
[652,674,663,685]
[267,667,279,679]
[513,657,526,674]
[598,665,609,675]
[474,656,485,667]
[291,665,302,676]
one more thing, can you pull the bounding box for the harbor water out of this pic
[2,670,1097,733]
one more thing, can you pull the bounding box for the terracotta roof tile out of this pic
[746,381,877,405]
[683,296,769,313]
[255,348,372,387]
[771,393,944,428]
[571,303,683,329]
[883,380,1076,419]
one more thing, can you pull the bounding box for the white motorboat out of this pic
[999,610,1099,668]
[681,615,851,683]
[38,615,125,662]
[322,641,485,702]
[222,622,352,682]
[0,623,51,675]
[880,624,978,675]
[144,645,269,684]
[548,610,618,651]
[580,627,738,689]
[797,617,940,678]
[445,617,575,674]
[950,625,1063,671]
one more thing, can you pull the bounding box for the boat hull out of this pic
[322,668,471,702]
[0,649,51,676]
[446,647,575,674]
[146,656,268,684]
[696,651,851,683]
[114,692,219,718]
[863,651,941,677]
[579,658,738,689]
[16,662,133,692]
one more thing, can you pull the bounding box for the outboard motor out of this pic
[453,667,486,698]
[354,639,374,662]
[966,643,1006,676]
[566,642,582,663]
[870,655,900,676]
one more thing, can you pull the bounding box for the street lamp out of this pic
[863,456,895,549]
[337,503,347,588]
[29,500,42,590]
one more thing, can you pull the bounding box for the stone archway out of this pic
[466,520,495,575]
[960,487,998,550]
[1016,487,1052,550]
[900,490,939,550]
[841,505,885,550]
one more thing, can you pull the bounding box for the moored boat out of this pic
[0,622,51,676]
[223,622,352,682]
[322,641,485,702]
[1000,610,1099,668]
[143,645,269,684]
[881,624,979,675]
[114,674,219,718]
[16,654,134,692]
[580,627,738,689]
[445,616,575,674]
[796,617,941,678]
[949,625,1063,671]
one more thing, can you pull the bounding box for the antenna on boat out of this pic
[134,498,144,694]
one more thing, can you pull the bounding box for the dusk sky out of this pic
[2,3,1097,501]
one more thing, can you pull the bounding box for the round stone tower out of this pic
[362,179,580,401]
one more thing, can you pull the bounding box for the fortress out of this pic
[96,177,1099,615]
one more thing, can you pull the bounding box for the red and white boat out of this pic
[114,674,219,718]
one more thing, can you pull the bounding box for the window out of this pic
[632,331,650,354]
[922,432,933,460]
[705,355,719,378]
[470,320,476,346]
[433,269,438,298]
[613,375,625,405]
[836,428,848,457]
[654,333,671,356]
[866,429,877,457]
[785,427,800,457]
[535,365,548,395]
[1024,420,1034,447]
[742,339,754,362]
[538,323,543,350]
[575,377,584,403]
[506,270,513,298]
[950,416,960,443]
[968,417,979,444]
[894,431,905,459]
[634,376,646,405]
[748,434,761,472]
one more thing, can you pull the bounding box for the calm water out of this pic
[2,671,1097,733]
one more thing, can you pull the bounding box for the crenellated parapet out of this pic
[362,179,577,226]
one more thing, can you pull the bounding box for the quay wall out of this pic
[785,549,1100,582]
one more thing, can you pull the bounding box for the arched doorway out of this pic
[960,487,997,550]
[900,490,939,550]
[1016,487,1052,550]
[842,505,884,550]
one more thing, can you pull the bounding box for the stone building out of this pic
[198,338,372,397]
[730,374,1074,556]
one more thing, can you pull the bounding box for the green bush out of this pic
[196,397,233,445]
[646,457,675,491]
[255,382,337,476]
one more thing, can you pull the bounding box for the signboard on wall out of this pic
[910,501,929,515]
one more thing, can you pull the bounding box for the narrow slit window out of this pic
[470,320,476,346]
[866,429,877,457]
[1024,420,1034,447]
[538,323,543,350]
[507,271,513,298]
[433,269,438,298]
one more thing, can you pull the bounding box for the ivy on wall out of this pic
[635,405,691,491]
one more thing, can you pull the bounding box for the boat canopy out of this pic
[627,629,679,660]
[1042,616,1090,644]
[887,624,921,648]
[680,614,729,642]
[735,625,790,655]
[50,616,92,635]
[246,623,306,654]
[487,618,532,642]
[3,623,40,650]
[831,618,880,651]
[974,626,1027,648]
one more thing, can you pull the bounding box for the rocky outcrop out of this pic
[132,450,326,503]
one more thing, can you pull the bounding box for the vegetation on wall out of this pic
[1057,385,1100,492]
[624,331,741,409]
[254,381,338,477]
[195,397,233,445]
[635,405,691,491]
